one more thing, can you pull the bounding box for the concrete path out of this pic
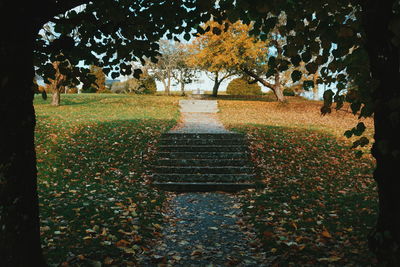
[138,193,267,266]
[169,100,232,134]
[139,100,267,266]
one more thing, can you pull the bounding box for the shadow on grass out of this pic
[233,124,378,265]
[35,93,130,106]
[59,94,128,106]
[202,94,276,102]
[201,94,309,103]
[37,118,175,265]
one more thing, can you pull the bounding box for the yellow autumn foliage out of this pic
[187,20,269,73]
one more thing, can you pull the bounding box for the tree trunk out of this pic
[180,82,186,96]
[211,71,220,97]
[312,73,319,101]
[273,72,285,102]
[0,7,46,267]
[51,87,61,106]
[362,0,400,264]
[212,81,221,97]
[161,79,168,95]
[166,71,171,95]
[180,71,186,96]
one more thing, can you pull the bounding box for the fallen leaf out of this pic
[318,256,341,262]
[321,229,332,238]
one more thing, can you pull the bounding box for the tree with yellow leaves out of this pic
[188,20,289,100]
[188,20,269,97]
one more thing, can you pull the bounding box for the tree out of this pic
[188,20,258,96]
[241,13,319,103]
[188,20,290,100]
[86,65,106,93]
[46,60,79,105]
[145,40,178,95]
[1,0,400,265]
[48,61,67,105]
[172,43,199,96]
[145,41,199,95]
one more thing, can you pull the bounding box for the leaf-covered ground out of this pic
[34,94,181,266]
[35,95,378,265]
[218,98,378,266]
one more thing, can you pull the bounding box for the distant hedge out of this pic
[226,78,262,95]
[283,87,296,96]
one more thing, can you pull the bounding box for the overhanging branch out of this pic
[37,0,91,26]
[241,68,275,90]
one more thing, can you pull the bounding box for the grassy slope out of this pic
[35,94,180,266]
[218,97,377,266]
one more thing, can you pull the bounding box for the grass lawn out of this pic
[218,97,378,266]
[35,94,181,266]
[35,94,378,265]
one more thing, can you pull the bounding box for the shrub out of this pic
[226,78,262,95]
[67,88,78,94]
[98,89,112,94]
[126,78,141,93]
[82,86,98,93]
[111,76,157,94]
[283,87,295,96]
[111,81,129,93]
[141,76,157,94]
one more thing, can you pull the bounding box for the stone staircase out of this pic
[152,133,257,192]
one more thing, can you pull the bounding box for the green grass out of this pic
[35,94,181,266]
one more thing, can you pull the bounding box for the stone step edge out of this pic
[154,160,251,166]
[161,133,245,138]
[152,166,253,169]
[152,182,258,192]
[152,167,253,173]
[158,139,247,142]
[159,145,247,148]
[157,152,249,155]
[157,154,249,159]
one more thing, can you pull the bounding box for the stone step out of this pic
[158,138,246,146]
[155,159,250,166]
[153,173,254,183]
[161,133,245,140]
[153,166,253,174]
[157,152,248,160]
[158,145,247,152]
[152,182,256,192]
